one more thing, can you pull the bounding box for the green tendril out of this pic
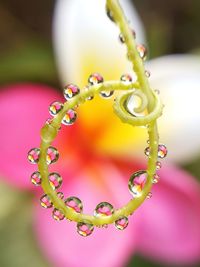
[36,0,163,227]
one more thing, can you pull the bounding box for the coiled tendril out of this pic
[27,0,167,236]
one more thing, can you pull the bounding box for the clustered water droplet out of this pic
[46,146,59,165]
[40,194,53,208]
[144,144,168,159]
[120,74,132,83]
[49,172,62,190]
[137,44,147,60]
[27,148,40,164]
[30,171,42,186]
[115,216,129,230]
[64,84,80,99]
[49,101,63,116]
[77,221,94,237]
[88,73,104,85]
[128,170,147,198]
[94,202,114,217]
[62,109,77,125]
[65,197,83,213]
[52,208,65,221]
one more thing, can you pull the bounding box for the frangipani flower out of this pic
[54,0,200,164]
[0,1,200,267]
[1,84,200,267]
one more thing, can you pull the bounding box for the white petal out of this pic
[147,55,200,163]
[53,0,145,86]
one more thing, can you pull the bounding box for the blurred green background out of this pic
[0,0,200,266]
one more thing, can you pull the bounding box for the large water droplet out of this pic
[65,197,83,213]
[77,221,94,237]
[40,194,53,208]
[46,146,59,165]
[30,171,41,186]
[128,170,147,198]
[115,216,129,230]
[49,172,62,190]
[62,109,77,125]
[49,101,63,116]
[137,44,147,60]
[88,73,104,85]
[52,208,65,221]
[94,202,114,217]
[64,84,80,100]
[106,6,115,22]
[27,148,40,164]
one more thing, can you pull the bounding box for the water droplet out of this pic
[30,171,42,186]
[77,221,94,237]
[146,192,152,199]
[158,144,168,159]
[27,148,40,164]
[40,194,53,208]
[119,30,136,43]
[52,208,65,221]
[64,84,80,100]
[65,197,83,213]
[137,44,147,60]
[62,109,77,125]
[46,146,59,165]
[153,174,160,184]
[115,216,129,230]
[120,74,132,83]
[156,161,162,170]
[94,202,114,217]
[128,170,147,198]
[100,90,114,98]
[57,192,64,199]
[88,73,104,85]
[106,6,115,22]
[145,144,168,159]
[49,101,63,116]
[84,86,94,100]
[145,70,151,78]
[154,89,160,95]
[49,172,62,190]
[46,118,53,125]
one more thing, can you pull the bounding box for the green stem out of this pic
[37,0,162,226]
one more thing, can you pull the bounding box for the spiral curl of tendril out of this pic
[28,0,165,233]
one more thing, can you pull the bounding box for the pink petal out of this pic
[0,84,63,189]
[134,164,200,265]
[34,160,137,267]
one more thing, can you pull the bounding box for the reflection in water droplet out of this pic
[49,172,62,190]
[40,194,53,208]
[62,109,77,125]
[64,84,80,99]
[65,197,83,213]
[88,73,104,85]
[30,171,41,186]
[137,44,147,60]
[52,208,65,221]
[49,101,63,116]
[115,216,129,230]
[100,90,114,98]
[128,170,147,198]
[46,146,59,165]
[94,202,114,217]
[77,221,94,237]
[27,148,40,164]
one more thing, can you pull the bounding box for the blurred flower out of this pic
[0,83,200,267]
[0,0,200,267]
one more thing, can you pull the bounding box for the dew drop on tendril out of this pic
[52,208,65,221]
[145,70,151,78]
[128,170,147,198]
[137,44,147,60]
[57,192,64,199]
[156,161,162,170]
[49,172,62,190]
[65,197,83,213]
[46,146,59,165]
[49,101,63,116]
[64,84,80,100]
[77,221,94,237]
[120,74,132,83]
[100,91,114,98]
[94,202,114,217]
[40,194,53,208]
[88,73,104,85]
[27,148,40,164]
[30,171,41,186]
[115,216,129,230]
[62,109,77,125]
[146,192,153,199]
[153,174,160,184]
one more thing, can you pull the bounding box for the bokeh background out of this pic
[0,0,200,266]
